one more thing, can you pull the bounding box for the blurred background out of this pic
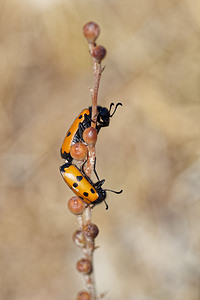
[1,0,200,299]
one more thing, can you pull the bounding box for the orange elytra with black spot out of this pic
[60,103,122,162]
[60,162,106,206]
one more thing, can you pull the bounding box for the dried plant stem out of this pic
[82,209,97,300]
[89,56,103,128]
[79,43,104,300]
[77,214,84,230]
[84,46,103,177]
[70,22,107,300]
[84,146,96,178]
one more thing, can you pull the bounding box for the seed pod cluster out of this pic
[69,126,98,164]
[83,21,106,63]
[74,222,99,294]
[74,223,99,269]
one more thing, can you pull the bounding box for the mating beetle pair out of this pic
[60,103,122,209]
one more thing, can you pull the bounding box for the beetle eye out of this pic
[99,116,109,126]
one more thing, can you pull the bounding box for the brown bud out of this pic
[84,223,99,240]
[76,258,92,274]
[83,127,97,146]
[73,230,86,248]
[83,22,100,43]
[70,143,88,161]
[68,197,85,215]
[92,45,106,62]
[76,290,91,300]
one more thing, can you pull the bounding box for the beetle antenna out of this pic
[105,189,123,194]
[109,102,123,117]
[93,157,100,181]
[104,200,109,210]
[108,102,114,113]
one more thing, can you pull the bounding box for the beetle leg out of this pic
[93,157,100,181]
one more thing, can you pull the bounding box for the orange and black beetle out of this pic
[60,103,122,162]
[60,162,122,209]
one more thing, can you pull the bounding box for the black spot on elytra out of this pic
[73,183,78,188]
[78,114,82,119]
[83,192,89,197]
[90,188,95,194]
[60,162,71,173]
[67,131,71,137]
[76,176,83,182]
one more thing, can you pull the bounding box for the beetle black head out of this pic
[97,106,110,127]
[97,188,108,209]
[96,102,122,132]
[94,178,123,210]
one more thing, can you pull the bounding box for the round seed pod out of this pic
[84,223,99,240]
[76,290,91,300]
[68,196,85,215]
[92,45,106,62]
[83,22,100,43]
[70,142,88,161]
[83,127,97,147]
[76,258,92,274]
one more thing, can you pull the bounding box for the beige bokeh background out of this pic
[1,0,200,299]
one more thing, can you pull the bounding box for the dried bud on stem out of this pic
[92,45,106,63]
[83,22,100,43]
[68,197,85,215]
[84,223,99,240]
[83,127,97,147]
[76,258,92,274]
[76,290,91,300]
[70,142,88,161]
